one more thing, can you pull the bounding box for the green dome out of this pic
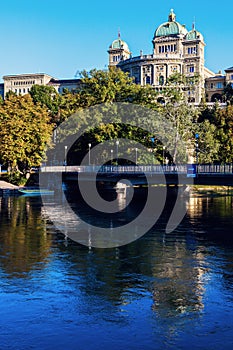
[186,29,203,41]
[110,38,129,52]
[155,21,188,37]
[154,10,188,38]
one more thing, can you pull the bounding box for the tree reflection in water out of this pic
[0,196,51,277]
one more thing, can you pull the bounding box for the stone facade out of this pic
[1,73,80,99]
[108,9,215,103]
[3,73,53,98]
[205,67,233,102]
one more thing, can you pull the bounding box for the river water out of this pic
[0,187,233,350]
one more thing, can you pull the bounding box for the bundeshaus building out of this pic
[0,9,232,103]
[108,9,233,103]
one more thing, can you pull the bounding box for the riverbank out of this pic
[0,181,19,190]
[0,180,19,195]
[190,185,233,195]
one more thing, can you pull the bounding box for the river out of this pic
[0,187,233,350]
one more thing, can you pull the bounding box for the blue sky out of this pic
[0,0,232,81]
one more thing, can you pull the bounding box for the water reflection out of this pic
[0,196,51,277]
[0,189,233,349]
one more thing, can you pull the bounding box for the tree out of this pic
[223,83,233,105]
[29,84,62,124]
[153,74,200,163]
[58,70,221,165]
[0,94,53,181]
[214,105,233,163]
[54,68,161,163]
[77,67,158,106]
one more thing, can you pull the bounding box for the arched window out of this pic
[159,75,164,85]
[211,93,222,102]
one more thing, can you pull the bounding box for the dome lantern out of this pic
[168,9,176,22]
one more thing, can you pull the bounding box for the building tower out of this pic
[108,31,131,67]
[183,23,206,102]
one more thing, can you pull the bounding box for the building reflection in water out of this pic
[40,187,209,318]
[1,188,232,340]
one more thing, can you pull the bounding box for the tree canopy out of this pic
[0,94,53,182]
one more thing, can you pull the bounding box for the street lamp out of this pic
[110,149,113,165]
[151,137,155,165]
[88,143,91,165]
[162,146,165,166]
[195,133,199,166]
[116,140,119,166]
[64,145,68,171]
[135,148,138,165]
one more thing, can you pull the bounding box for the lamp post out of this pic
[162,146,165,166]
[195,133,199,177]
[116,140,119,166]
[88,143,91,166]
[195,133,199,166]
[151,137,155,165]
[110,149,113,165]
[64,145,68,172]
[135,147,138,165]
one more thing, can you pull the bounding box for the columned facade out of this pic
[109,10,215,103]
[1,73,81,99]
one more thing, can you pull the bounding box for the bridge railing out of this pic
[40,164,233,174]
[197,164,233,174]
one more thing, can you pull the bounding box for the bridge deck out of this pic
[40,164,233,186]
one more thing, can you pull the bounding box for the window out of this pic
[216,82,223,89]
[113,55,120,62]
[188,47,196,55]
[146,76,150,84]
[231,75,233,80]
[210,83,213,89]
[159,75,164,85]
[189,66,195,73]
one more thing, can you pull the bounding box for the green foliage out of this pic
[29,84,62,124]
[214,105,233,162]
[59,70,230,165]
[7,171,28,186]
[0,94,53,179]
[197,103,233,163]
[223,83,233,105]
[78,67,158,107]
[196,120,220,163]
